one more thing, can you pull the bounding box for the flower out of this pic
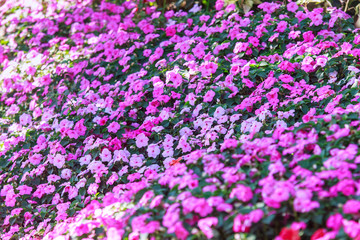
[233,214,251,233]
[230,184,253,202]
[130,154,144,168]
[279,228,300,240]
[107,122,120,133]
[311,229,326,240]
[203,90,215,102]
[53,154,65,168]
[147,144,160,158]
[100,148,112,162]
[287,2,298,12]
[198,217,218,239]
[135,133,149,148]
[213,106,225,119]
[87,183,99,195]
[61,169,72,180]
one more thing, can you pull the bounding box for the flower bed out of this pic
[1,0,360,239]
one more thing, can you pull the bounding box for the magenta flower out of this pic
[230,184,253,202]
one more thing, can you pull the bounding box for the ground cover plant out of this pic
[1,0,360,239]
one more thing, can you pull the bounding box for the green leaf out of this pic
[262,214,275,224]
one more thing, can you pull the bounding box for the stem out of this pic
[162,0,166,15]
[344,0,350,13]
[263,224,268,240]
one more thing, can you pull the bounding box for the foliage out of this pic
[0,0,360,240]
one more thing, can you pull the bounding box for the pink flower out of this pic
[99,116,108,126]
[234,42,249,53]
[135,133,149,148]
[147,144,160,158]
[19,113,32,125]
[230,184,253,202]
[144,221,160,234]
[343,219,360,238]
[220,139,238,152]
[279,74,293,83]
[79,155,91,165]
[6,104,20,116]
[203,90,215,102]
[343,200,360,214]
[107,227,124,239]
[67,130,79,139]
[88,161,107,174]
[29,153,43,165]
[5,191,17,207]
[74,224,90,237]
[270,188,289,202]
[315,55,328,68]
[150,195,163,208]
[287,2,298,12]
[278,61,295,72]
[100,148,112,162]
[87,183,99,195]
[61,169,72,180]
[249,36,260,47]
[166,25,176,37]
[162,148,174,158]
[213,106,225,119]
[192,42,206,59]
[17,185,32,195]
[141,24,154,34]
[108,122,120,133]
[174,222,189,240]
[193,198,213,217]
[167,72,183,88]
[198,217,218,239]
[143,49,152,57]
[233,214,251,233]
[130,154,144,168]
[26,66,36,76]
[185,93,197,106]
[333,128,350,139]
[276,21,287,33]
[68,186,78,199]
[266,88,279,105]
[327,213,343,230]
[53,154,65,168]
[303,31,315,42]
[249,209,264,223]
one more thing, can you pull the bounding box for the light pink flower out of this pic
[61,169,72,180]
[135,133,149,148]
[100,148,112,162]
[53,154,65,168]
[203,90,215,102]
[147,144,160,158]
[19,113,32,125]
[87,183,99,195]
[213,106,225,119]
[130,154,144,168]
[107,122,120,133]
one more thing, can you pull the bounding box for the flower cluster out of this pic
[1,0,360,239]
